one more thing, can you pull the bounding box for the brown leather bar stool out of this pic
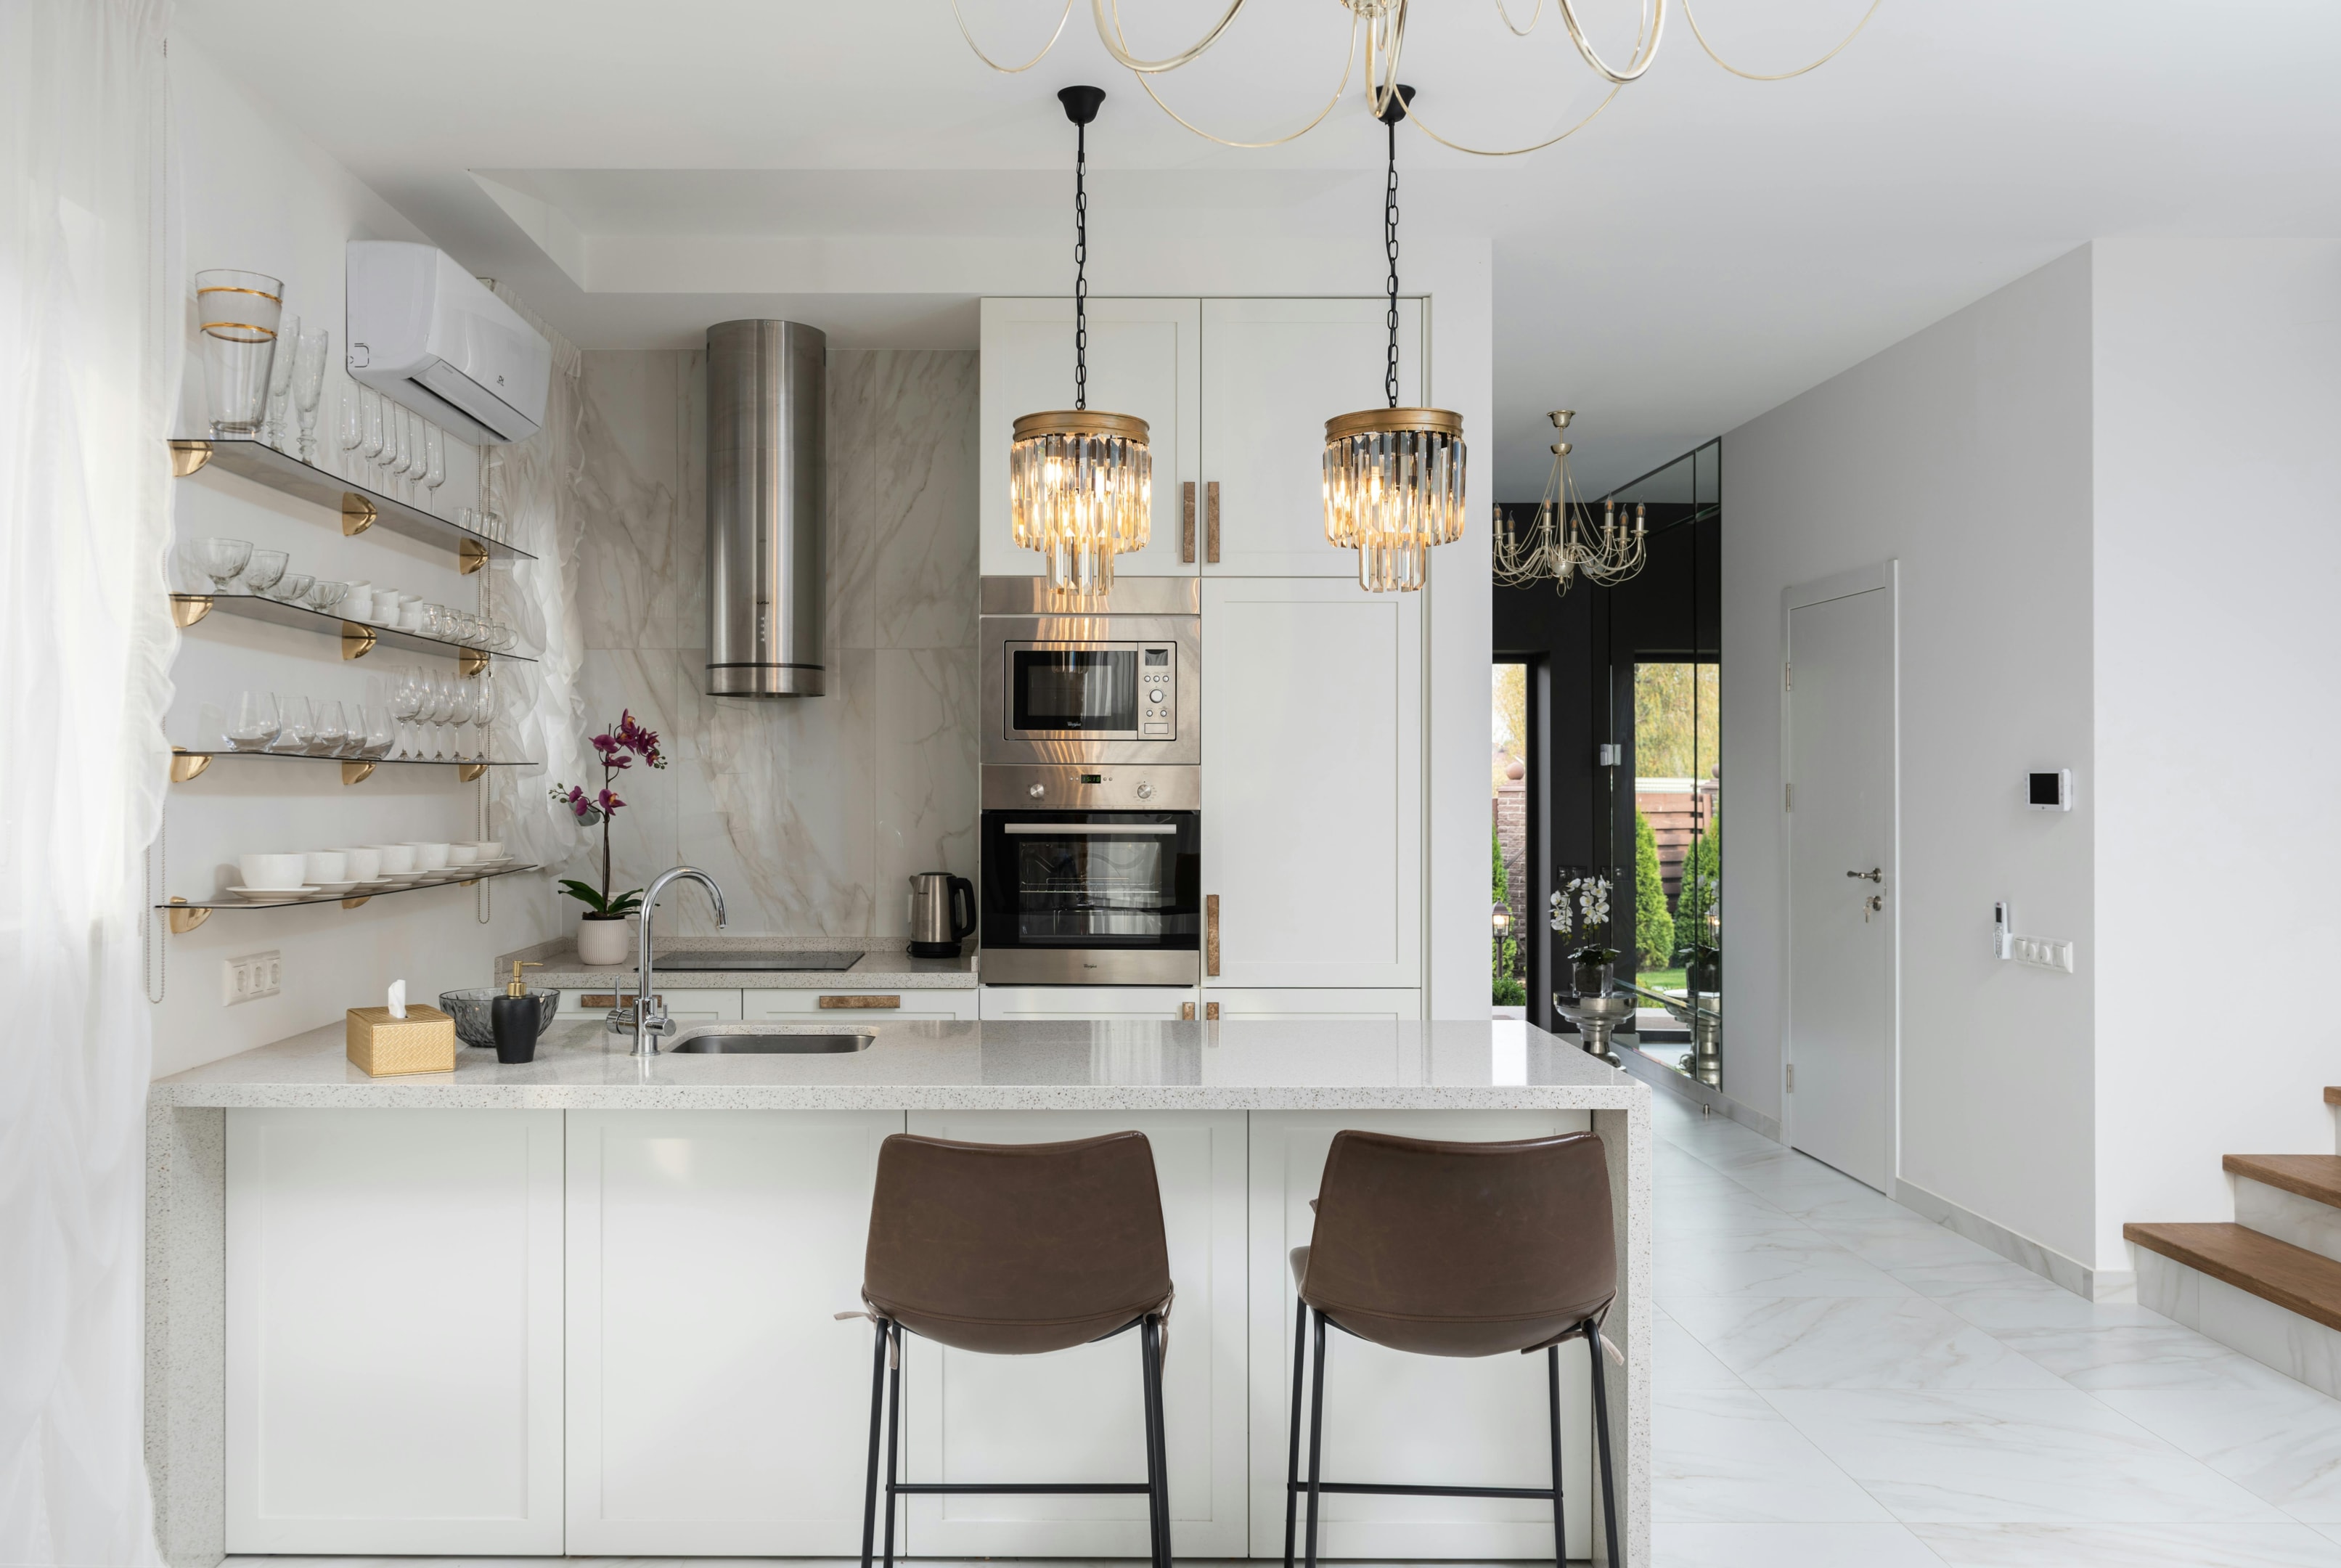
[1284,1130,1621,1568]
[854,1130,1175,1568]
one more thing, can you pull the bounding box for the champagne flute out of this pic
[360,386,385,475]
[422,422,446,514]
[338,383,363,466]
[293,328,327,463]
[264,311,299,451]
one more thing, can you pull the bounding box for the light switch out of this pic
[2013,938,2074,973]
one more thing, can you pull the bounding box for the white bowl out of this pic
[459,839,504,859]
[301,851,348,884]
[402,841,451,870]
[369,844,418,875]
[336,846,383,881]
[238,852,307,890]
[446,844,481,866]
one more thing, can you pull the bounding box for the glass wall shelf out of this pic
[168,435,534,568]
[170,592,536,666]
[160,861,541,915]
[176,749,538,768]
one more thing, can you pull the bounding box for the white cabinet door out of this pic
[902,1110,1248,1559]
[1247,1111,1597,1561]
[979,984,1199,1020]
[1199,297,1424,576]
[1202,579,1421,989]
[555,987,743,1026]
[744,987,979,1023]
[226,1108,564,1554]
[565,1109,902,1555]
[1203,988,1422,1021]
[981,297,1201,578]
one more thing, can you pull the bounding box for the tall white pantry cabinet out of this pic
[979,296,1431,1020]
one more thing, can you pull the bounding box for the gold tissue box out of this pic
[346,1005,457,1077]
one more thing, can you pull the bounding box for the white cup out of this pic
[369,844,418,875]
[336,846,383,881]
[446,844,481,866]
[402,841,451,870]
[238,852,307,890]
[301,851,348,885]
[342,585,373,621]
[461,839,504,859]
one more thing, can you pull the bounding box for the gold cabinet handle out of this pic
[1180,1001,1196,1021]
[1205,480,1220,563]
[1206,893,1220,976]
[1181,481,1196,563]
[581,992,661,1010]
[818,995,901,1009]
[1204,1001,1220,1021]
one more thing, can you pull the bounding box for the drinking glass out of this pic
[360,386,385,464]
[263,311,299,451]
[338,383,364,460]
[200,537,253,590]
[224,690,279,751]
[312,700,349,756]
[393,405,415,479]
[307,579,347,616]
[241,549,287,596]
[419,603,446,642]
[445,682,474,759]
[271,571,313,605]
[422,422,446,504]
[293,328,328,463]
[196,270,282,436]
[269,694,314,754]
[359,704,395,758]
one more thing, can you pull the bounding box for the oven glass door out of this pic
[981,811,1201,950]
[1009,645,1138,732]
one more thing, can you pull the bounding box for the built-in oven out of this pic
[978,764,1200,986]
[980,576,1199,767]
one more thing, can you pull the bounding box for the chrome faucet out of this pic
[608,865,728,1056]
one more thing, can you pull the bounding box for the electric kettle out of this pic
[907,871,976,959]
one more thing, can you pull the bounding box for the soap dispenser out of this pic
[492,961,544,1064]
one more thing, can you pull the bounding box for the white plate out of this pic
[227,884,320,900]
[311,880,358,894]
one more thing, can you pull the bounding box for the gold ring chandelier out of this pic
[1492,410,1646,593]
[951,0,1881,155]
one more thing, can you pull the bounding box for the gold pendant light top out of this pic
[1013,409,1150,443]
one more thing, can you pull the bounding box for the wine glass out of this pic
[241,549,287,597]
[269,694,313,754]
[359,703,395,759]
[444,680,474,760]
[224,690,279,752]
[338,381,363,462]
[360,386,385,470]
[311,699,349,756]
[393,405,416,481]
[264,311,299,451]
[293,328,327,463]
[422,422,446,513]
[200,537,252,591]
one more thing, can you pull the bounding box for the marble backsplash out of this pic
[555,348,979,942]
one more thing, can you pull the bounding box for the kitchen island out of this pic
[145,1018,1649,1567]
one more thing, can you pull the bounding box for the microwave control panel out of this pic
[1139,644,1176,738]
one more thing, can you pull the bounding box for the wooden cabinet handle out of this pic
[581,992,659,1010]
[1204,1001,1220,1021]
[1206,894,1220,976]
[818,995,901,1009]
[1180,1001,1196,1020]
[1205,480,1220,564]
[1181,481,1196,563]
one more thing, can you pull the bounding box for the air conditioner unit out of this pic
[345,241,549,445]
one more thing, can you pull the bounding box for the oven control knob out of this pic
[1026,782,1045,799]
[1148,689,1165,704]
[1135,782,1155,801]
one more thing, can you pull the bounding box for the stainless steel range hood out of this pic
[705,319,825,696]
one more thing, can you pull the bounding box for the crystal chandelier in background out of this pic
[1323,86,1466,594]
[1492,410,1646,593]
[1008,86,1151,600]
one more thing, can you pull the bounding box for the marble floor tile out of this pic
[1653,1520,1951,1567]
[1893,1257,2171,1335]
[1911,1521,2341,1567]
[1654,1307,1748,1392]
[1656,1230,1913,1299]
[1653,1387,1894,1523]
[2318,1522,2341,1548]
[1765,1388,2289,1523]
[1805,1210,2009,1271]
[1994,1319,2308,1392]
[2097,1387,2341,1522]
[1667,1295,2070,1390]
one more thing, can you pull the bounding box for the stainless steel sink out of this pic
[663,1025,874,1054]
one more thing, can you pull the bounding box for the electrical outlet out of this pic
[224,950,282,1005]
[2013,937,2075,974]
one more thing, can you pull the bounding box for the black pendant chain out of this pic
[1074,118,1090,411]
[1380,93,1410,409]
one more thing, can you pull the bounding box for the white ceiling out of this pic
[179,0,2341,496]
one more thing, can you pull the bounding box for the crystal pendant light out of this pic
[1323,86,1466,594]
[1010,86,1151,601]
[1491,410,1648,593]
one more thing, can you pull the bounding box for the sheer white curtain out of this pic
[0,0,177,1563]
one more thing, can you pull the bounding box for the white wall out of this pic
[2091,240,2341,1264]
[156,41,556,1078]
[1722,248,2099,1266]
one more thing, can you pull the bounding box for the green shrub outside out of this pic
[1634,810,1674,968]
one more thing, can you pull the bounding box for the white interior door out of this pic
[1785,581,1897,1191]
[1200,298,1423,576]
[980,297,1200,577]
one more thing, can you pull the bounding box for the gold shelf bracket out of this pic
[341,494,378,536]
[340,760,376,786]
[457,762,488,783]
[457,876,480,886]
[340,895,371,910]
[168,440,213,478]
[171,595,214,629]
[166,897,211,935]
[340,621,377,661]
[458,648,488,677]
[459,539,489,574]
[169,747,212,783]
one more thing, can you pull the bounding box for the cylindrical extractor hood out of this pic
[706,319,826,696]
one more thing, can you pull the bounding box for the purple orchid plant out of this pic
[551,710,666,916]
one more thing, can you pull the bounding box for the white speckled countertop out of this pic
[150,1016,1648,1113]
[494,932,978,990]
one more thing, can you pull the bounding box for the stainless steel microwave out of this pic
[980,576,1199,767]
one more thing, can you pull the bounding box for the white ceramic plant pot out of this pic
[576,912,634,967]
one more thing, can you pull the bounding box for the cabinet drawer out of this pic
[744,987,978,1022]
[978,984,1200,1020]
[556,988,743,1023]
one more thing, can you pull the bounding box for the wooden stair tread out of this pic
[2225,1154,2341,1209]
[2123,1222,2341,1334]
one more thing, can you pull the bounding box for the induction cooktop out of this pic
[652,950,864,972]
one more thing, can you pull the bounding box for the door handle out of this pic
[1206,893,1220,976]
[1206,480,1221,564]
[1182,481,1196,563]
[1845,867,1882,883]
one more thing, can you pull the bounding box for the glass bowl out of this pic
[438,987,560,1048]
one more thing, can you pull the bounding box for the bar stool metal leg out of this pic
[1303,1306,1328,1568]
[1586,1320,1620,1567]
[1140,1314,1169,1568]
[1283,1298,1306,1568]
[1546,1344,1566,1563]
[881,1321,903,1568]
[860,1316,889,1568]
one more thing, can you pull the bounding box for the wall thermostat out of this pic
[2027,769,2073,811]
